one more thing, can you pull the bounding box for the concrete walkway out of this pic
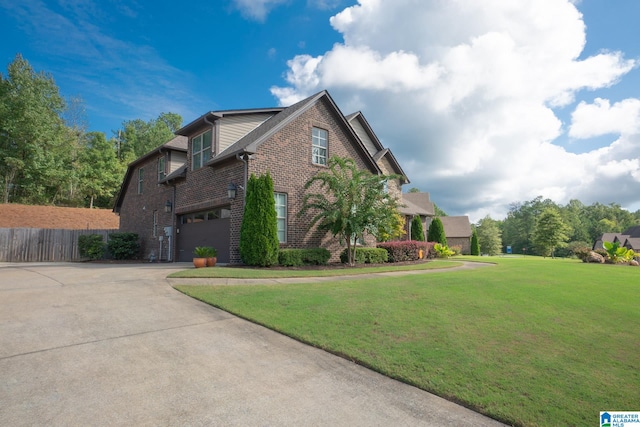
[0,262,505,426]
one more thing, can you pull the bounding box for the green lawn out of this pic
[167,259,460,278]
[175,257,639,427]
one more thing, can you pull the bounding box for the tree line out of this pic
[475,196,640,257]
[1,54,182,208]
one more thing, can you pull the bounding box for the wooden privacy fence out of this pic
[0,228,116,262]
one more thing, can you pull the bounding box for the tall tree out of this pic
[239,172,279,266]
[77,132,126,208]
[0,54,71,204]
[117,112,182,160]
[427,217,447,245]
[532,208,570,257]
[300,156,400,266]
[476,215,502,255]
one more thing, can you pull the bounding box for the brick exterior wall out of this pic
[118,154,176,261]
[247,97,378,262]
[447,237,471,255]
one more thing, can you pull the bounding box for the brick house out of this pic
[440,216,473,254]
[114,90,409,263]
[593,226,640,252]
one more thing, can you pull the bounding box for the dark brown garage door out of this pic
[176,208,231,263]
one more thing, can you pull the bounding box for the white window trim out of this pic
[274,192,287,243]
[158,156,166,181]
[192,129,212,170]
[312,127,328,166]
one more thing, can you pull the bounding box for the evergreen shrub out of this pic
[78,234,105,260]
[278,248,331,266]
[340,247,388,264]
[239,173,279,266]
[107,233,140,260]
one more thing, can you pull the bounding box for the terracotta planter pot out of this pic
[193,257,207,268]
[206,257,217,267]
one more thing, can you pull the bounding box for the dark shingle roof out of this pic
[400,192,435,216]
[440,216,472,238]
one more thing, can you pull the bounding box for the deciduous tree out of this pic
[476,215,502,255]
[300,156,400,266]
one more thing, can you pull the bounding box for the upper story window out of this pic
[158,156,166,181]
[274,192,287,243]
[137,168,144,194]
[312,127,328,166]
[192,129,212,170]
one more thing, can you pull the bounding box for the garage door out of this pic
[176,207,231,263]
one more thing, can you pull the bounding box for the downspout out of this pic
[169,183,176,261]
[203,115,215,155]
[236,152,250,206]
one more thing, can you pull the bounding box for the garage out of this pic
[176,207,231,263]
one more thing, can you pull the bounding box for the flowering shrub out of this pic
[377,240,433,262]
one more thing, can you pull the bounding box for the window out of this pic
[192,129,212,170]
[158,156,166,181]
[137,168,144,194]
[312,127,327,165]
[274,193,287,243]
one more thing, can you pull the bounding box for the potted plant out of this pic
[205,247,218,267]
[193,246,216,268]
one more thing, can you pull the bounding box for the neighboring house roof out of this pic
[593,232,629,250]
[623,237,640,250]
[440,216,472,238]
[113,136,188,213]
[622,225,640,238]
[0,204,119,229]
[201,90,382,174]
[399,192,435,217]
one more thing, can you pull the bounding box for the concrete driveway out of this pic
[0,262,506,426]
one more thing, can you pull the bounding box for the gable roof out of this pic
[347,112,410,184]
[204,90,382,174]
[622,225,640,238]
[440,216,472,238]
[113,135,188,213]
[400,192,435,216]
[623,237,640,250]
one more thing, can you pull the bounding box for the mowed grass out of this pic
[175,257,640,427]
[167,259,459,278]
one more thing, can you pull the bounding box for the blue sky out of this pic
[2,0,640,220]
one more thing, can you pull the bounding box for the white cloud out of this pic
[271,0,640,220]
[231,0,288,21]
[570,98,640,138]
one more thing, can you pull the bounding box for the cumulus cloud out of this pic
[570,98,640,138]
[271,0,640,220]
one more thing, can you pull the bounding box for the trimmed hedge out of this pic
[78,234,105,260]
[340,247,388,264]
[107,232,140,260]
[377,240,434,262]
[278,248,331,266]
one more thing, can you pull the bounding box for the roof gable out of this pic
[113,135,187,212]
[440,216,472,238]
[401,192,435,216]
[206,90,382,174]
